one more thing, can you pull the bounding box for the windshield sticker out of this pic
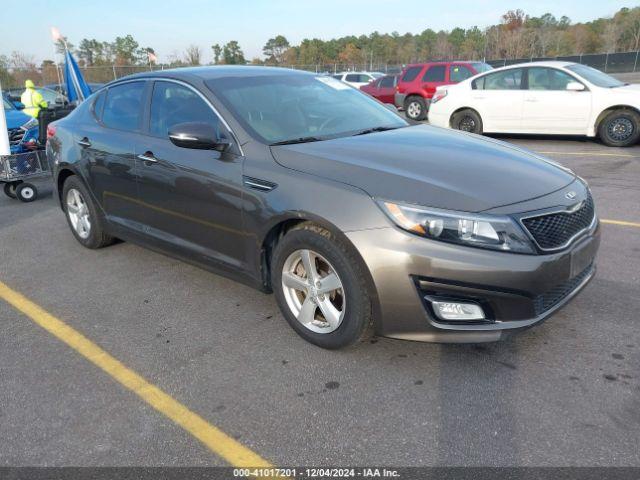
[316,76,351,90]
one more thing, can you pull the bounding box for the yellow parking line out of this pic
[0,280,272,468]
[535,151,639,158]
[602,219,640,228]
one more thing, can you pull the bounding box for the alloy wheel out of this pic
[66,188,92,239]
[281,249,345,334]
[407,101,422,119]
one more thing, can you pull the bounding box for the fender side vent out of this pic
[243,176,277,192]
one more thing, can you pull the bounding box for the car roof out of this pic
[490,60,576,70]
[405,61,483,67]
[107,66,314,87]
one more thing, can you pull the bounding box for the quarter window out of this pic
[150,81,221,137]
[401,66,422,82]
[92,91,106,120]
[527,67,576,91]
[422,65,446,82]
[476,69,523,90]
[102,82,145,131]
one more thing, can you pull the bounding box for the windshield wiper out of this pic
[270,136,324,146]
[352,126,401,136]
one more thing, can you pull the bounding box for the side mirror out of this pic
[13,101,25,110]
[168,122,230,152]
[566,81,585,92]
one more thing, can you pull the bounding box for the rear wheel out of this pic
[451,109,483,135]
[271,222,373,349]
[62,176,114,249]
[3,182,18,199]
[404,96,427,121]
[598,109,640,147]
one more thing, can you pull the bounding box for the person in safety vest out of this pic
[21,80,48,118]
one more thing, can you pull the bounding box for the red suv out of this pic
[395,61,492,120]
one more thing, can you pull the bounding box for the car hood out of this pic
[270,125,576,212]
[5,109,31,130]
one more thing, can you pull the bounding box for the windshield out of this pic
[206,73,407,144]
[566,64,625,88]
[471,62,493,73]
[3,98,15,110]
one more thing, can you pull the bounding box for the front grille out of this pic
[522,193,595,250]
[533,263,593,316]
[8,127,25,146]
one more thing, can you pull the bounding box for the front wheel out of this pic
[451,109,483,135]
[16,183,37,202]
[599,110,640,147]
[271,222,373,349]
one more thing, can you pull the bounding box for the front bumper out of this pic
[394,92,406,109]
[346,222,600,343]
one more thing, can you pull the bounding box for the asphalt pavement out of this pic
[0,134,639,467]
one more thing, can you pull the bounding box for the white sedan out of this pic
[428,61,640,147]
[332,71,384,88]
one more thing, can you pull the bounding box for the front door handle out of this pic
[137,152,158,163]
[77,137,91,147]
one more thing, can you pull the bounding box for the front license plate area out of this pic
[570,239,594,278]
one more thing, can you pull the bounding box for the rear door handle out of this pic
[77,137,91,147]
[137,152,158,163]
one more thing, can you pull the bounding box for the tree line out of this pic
[2,6,639,78]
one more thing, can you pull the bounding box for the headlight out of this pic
[378,200,535,254]
[21,118,38,130]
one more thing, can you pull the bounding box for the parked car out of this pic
[44,82,105,97]
[332,71,384,88]
[47,66,599,349]
[428,61,640,147]
[3,95,39,154]
[360,75,398,104]
[395,61,492,120]
[5,86,68,106]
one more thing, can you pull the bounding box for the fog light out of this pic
[431,300,485,321]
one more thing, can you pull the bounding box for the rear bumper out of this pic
[346,222,600,343]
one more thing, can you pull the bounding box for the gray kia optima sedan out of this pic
[46,66,600,349]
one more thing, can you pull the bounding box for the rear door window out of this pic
[422,65,446,82]
[401,66,422,82]
[380,76,395,88]
[478,69,524,90]
[102,82,145,131]
[449,65,474,82]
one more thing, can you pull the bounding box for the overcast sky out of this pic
[1,0,634,63]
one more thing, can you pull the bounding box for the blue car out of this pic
[3,94,39,154]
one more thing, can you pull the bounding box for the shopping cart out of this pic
[0,149,50,202]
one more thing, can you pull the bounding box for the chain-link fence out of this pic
[2,50,639,89]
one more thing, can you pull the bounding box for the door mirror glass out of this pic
[566,81,585,91]
[168,122,230,151]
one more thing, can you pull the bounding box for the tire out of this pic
[598,109,640,147]
[271,222,373,349]
[62,175,114,249]
[3,183,18,199]
[404,96,427,121]
[16,183,37,202]
[451,109,483,135]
